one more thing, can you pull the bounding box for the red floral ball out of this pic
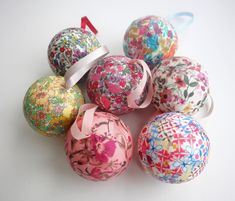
[87,56,146,115]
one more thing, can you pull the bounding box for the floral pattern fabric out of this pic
[123,16,178,68]
[87,56,146,115]
[65,112,133,181]
[48,28,100,76]
[152,56,210,115]
[23,76,84,136]
[138,112,210,183]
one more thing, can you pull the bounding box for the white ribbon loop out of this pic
[65,45,109,89]
[194,94,214,119]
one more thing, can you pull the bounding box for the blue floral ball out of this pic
[138,112,210,183]
[123,16,178,68]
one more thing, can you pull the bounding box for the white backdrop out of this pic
[0,0,234,201]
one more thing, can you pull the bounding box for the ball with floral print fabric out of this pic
[152,56,210,115]
[23,76,84,136]
[123,16,178,69]
[65,111,133,181]
[87,56,147,115]
[48,28,100,76]
[138,112,210,183]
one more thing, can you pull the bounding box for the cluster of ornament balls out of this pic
[23,15,212,183]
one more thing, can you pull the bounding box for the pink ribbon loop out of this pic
[127,59,153,109]
[65,45,109,89]
[70,103,98,140]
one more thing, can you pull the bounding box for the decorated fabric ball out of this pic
[123,16,178,68]
[87,56,146,115]
[48,28,100,76]
[23,76,84,136]
[152,56,210,115]
[65,112,133,181]
[138,112,210,183]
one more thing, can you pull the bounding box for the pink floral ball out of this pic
[152,56,210,115]
[87,56,146,115]
[138,112,210,183]
[65,112,133,181]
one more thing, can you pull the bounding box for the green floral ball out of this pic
[23,76,84,136]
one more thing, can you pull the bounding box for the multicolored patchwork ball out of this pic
[87,56,146,115]
[23,76,84,136]
[138,112,210,183]
[65,112,133,181]
[152,56,210,115]
[123,16,178,68]
[48,28,100,76]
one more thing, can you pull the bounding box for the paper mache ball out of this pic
[87,56,147,115]
[123,15,178,68]
[23,76,84,136]
[48,27,100,76]
[138,112,210,183]
[65,111,133,181]
[152,56,210,115]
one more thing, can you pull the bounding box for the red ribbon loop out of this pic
[81,16,98,34]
